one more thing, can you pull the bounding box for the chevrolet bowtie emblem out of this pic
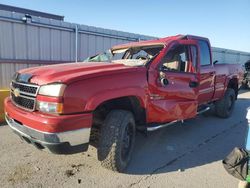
[14,88,21,97]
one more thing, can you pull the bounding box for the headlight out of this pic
[38,84,66,97]
[36,101,63,114]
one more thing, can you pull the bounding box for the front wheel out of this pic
[215,88,236,118]
[97,110,136,172]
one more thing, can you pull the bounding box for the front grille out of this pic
[11,93,35,110]
[12,81,37,95]
[10,81,39,111]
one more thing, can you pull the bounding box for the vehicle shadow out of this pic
[125,97,250,175]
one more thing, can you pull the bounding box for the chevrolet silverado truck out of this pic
[4,35,244,172]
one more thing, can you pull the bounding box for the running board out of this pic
[147,106,210,132]
[147,120,178,131]
[197,106,210,115]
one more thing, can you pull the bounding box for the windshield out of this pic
[83,45,164,66]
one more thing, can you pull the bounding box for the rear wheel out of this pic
[97,110,135,172]
[215,88,235,118]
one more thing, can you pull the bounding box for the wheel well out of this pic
[227,78,238,99]
[93,96,146,126]
[90,96,146,144]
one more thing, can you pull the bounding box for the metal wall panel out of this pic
[212,47,250,64]
[79,33,89,60]
[39,27,51,60]
[27,25,40,59]
[13,23,27,59]
[61,31,72,61]
[51,29,61,60]
[0,21,14,59]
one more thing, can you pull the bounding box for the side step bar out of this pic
[197,106,210,115]
[147,106,211,132]
[147,120,178,131]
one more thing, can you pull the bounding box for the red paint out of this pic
[5,34,244,133]
[37,95,63,103]
[198,66,215,104]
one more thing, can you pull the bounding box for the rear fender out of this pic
[223,76,239,98]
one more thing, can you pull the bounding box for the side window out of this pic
[199,40,211,66]
[161,45,189,72]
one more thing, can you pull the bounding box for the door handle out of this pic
[189,81,199,88]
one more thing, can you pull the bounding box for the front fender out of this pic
[63,69,148,114]
[84,87,146,111]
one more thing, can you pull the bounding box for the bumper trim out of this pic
[5,113,91,147]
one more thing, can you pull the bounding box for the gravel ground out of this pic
[0,90,250,188]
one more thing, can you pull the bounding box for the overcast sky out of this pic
[1,0,250,52]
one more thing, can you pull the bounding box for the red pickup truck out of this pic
[4,35,243,172]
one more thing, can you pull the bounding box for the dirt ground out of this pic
[0,90,250,188]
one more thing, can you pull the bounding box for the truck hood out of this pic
[18,62,142,85]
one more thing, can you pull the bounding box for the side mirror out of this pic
[160,78,169,86]
[159,71,169,86]
[213,60,218,65]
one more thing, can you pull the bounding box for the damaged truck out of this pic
[5,35,244,172]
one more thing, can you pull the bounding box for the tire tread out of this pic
[215,88,235,118]
[97,110,135,172]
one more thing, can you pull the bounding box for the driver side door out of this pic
[147,40,200,123]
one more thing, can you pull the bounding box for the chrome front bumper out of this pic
[5,113,91,154]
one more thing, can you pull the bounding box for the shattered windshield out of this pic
[83,45,164,66]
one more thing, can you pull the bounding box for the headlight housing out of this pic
[37,83,66,114]
[38,84,66,97]
[36,101,63,114]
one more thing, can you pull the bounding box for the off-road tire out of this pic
[215,88,235,118]
[97,110,136,172]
